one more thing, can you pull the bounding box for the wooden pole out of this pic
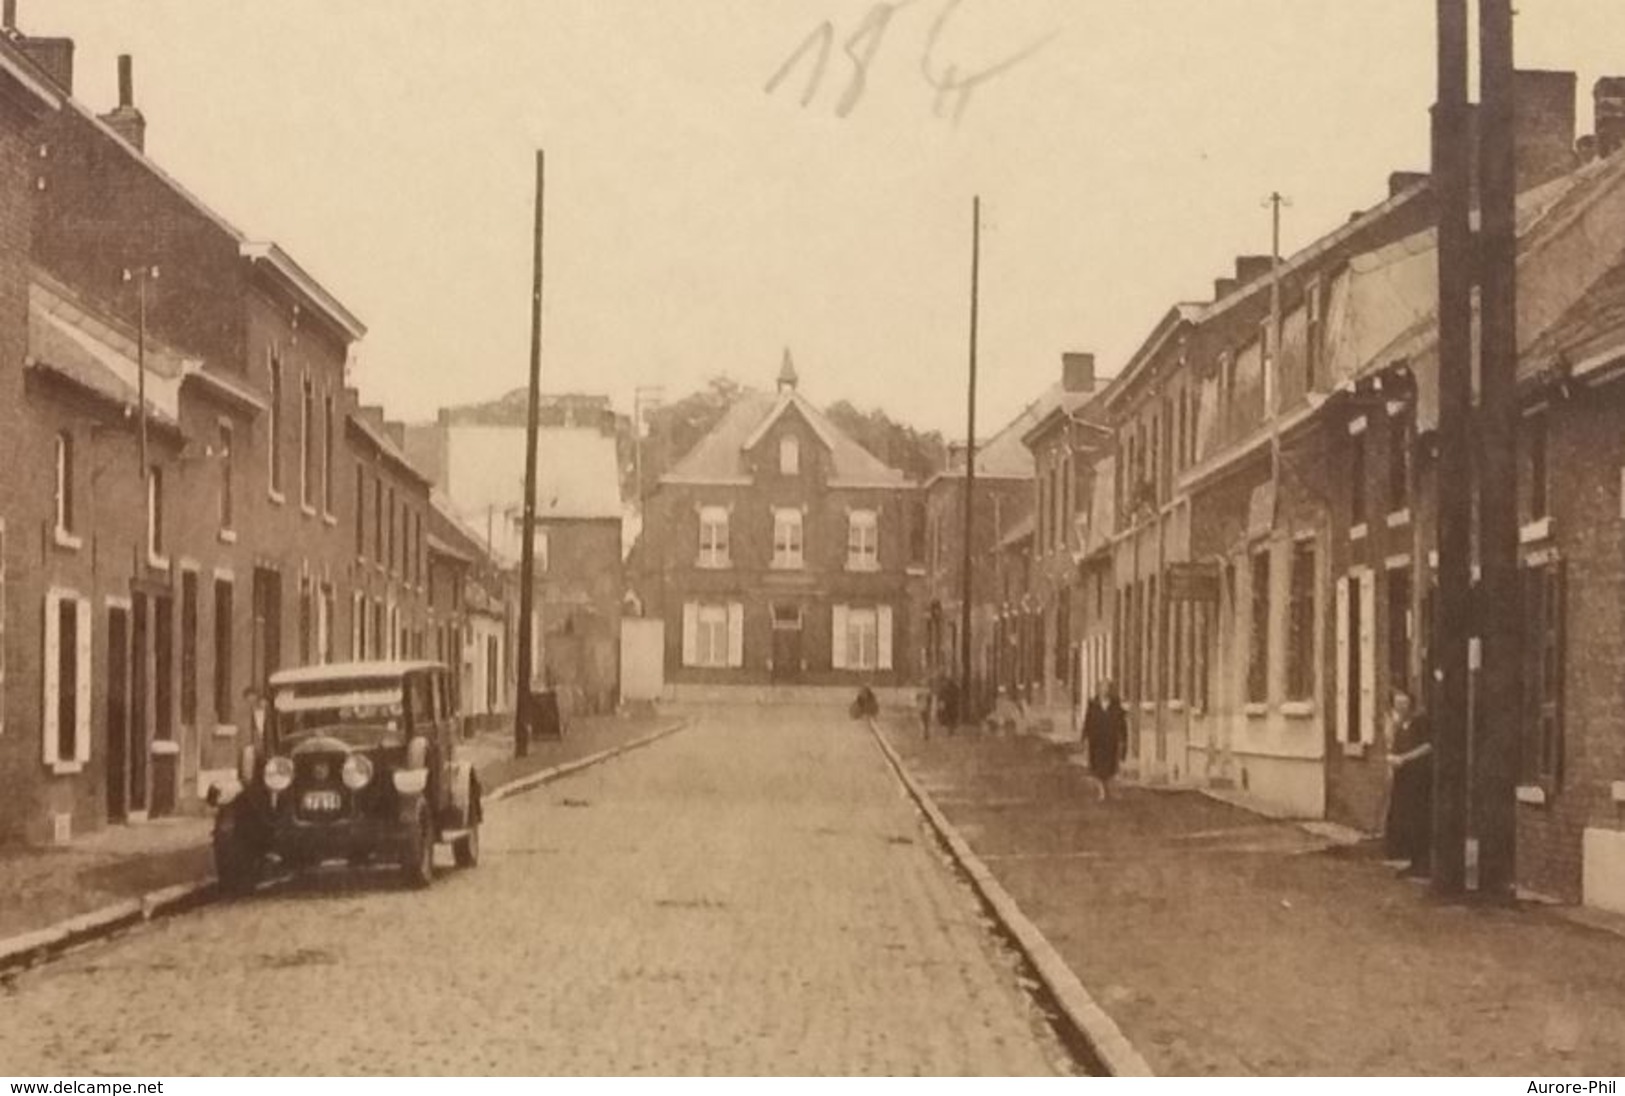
[515,150,546,757]
[1431,0,1473,896]
[959,196,980,730]
[1474,0,1520,901]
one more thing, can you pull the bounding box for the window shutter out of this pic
[1551,561,1567,786]
[878,605,894,671]
[1334,576,1350,744]
[1358,572,1376,744]
[75,598,91,762]
[727,602,744,668]
[832,605,849,670]
[41,592,60,765]
[681,602,698,667]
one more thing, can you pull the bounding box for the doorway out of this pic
[151,593,176,818]
[770,603,802,682]
[130,594,149,816]
[105,603,130,822]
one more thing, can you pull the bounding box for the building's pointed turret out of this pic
[777,348,799,392]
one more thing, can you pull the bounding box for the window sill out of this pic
[218,528,238,545]
[1349,523,1369,542]
[1139,700,1156,713]
[268,489,285,506]
[53,527,82,551]
[696,559,732,570]
[845,562,881,574]
[149,738,181,757]
[148,553,171,572]
[1243,702,1269,719]
[1281,701,1315,719]
[47,759,85,776]
[1519,516,1552,545]
[1611,780,1625,804]
[323,512,338,527]
[214,723,238,739]
[1166,699,1186,713]
[1386,509,1411,529]
[1516,784,1549,806]
[1341,741,1369,758]
[301,503,318,518]
[769,562,806,572]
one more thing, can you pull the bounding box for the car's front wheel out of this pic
[453,814,480,868]
[400,805,436,889]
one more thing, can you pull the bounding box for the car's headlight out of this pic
[263,755,294,792]
[341,754,374,790]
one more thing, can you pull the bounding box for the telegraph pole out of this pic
[959,195,981,730]
[122,265,158,481]
[1431,0,1474,897]
[1474,0,1521,901]
[515,150,546,758]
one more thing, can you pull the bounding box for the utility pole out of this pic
[959,196,981,732]
[515,150,546,758]
[1431,0,1474,897]
[1264,192,1290,525]
[122,265,159,482]
[1474,0,1520,901]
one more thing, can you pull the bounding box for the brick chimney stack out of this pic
[2,0,16,33]
[14,34,74,93]
[1512,69,1577,190]
[99,55,146,153]
[1061,352,1095,394]
[1595,77,1625,160]
[1234,255,1272,284]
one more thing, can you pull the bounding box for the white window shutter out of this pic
[727,602,745,668]
[75,597,91,762]
[1334,576,1350,744]
[681,602,698,667]
[878,605,894,671]
[1358,571,1377,744]
[41,592,60,766]
[832,605,849,670]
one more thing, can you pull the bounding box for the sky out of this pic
[37,0,1625,437]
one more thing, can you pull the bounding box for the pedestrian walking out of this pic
[1081,678,1127,802]
[1383,687,1434,879]
[918,682,935,740]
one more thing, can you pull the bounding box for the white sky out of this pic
[37,0,1625,436]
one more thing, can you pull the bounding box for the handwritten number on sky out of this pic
[765,0,1059,124]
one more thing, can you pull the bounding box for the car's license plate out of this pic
[303,790,341,812]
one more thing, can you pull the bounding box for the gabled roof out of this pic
[1100,303,1204,412]
[662,389,910,488]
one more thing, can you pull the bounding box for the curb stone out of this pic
[0,717,691,976]
[865,718,1156,1079]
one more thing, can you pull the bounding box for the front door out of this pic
[151,594,176,817]
[130,594,149,815]
[105,604,130,821]
[770,604,802,682]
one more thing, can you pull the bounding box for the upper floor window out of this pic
[218,423,235,532]
[1387,415,1410,516]
[355,465,366,556]
[1527,409,1549,522]
[698,506,730,568]
[1349,418,1368,529]
[147,466,166,565]
[847,509,878,571]
[1305,280,1323,392]
[300,375,315,510]
[779,435,800,476]
[772,508,804,569]
[268,352,284,498]
[54,431,75,540]
[322,394,335,516]
[1247,547,1271,705]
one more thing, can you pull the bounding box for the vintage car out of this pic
[208,659,483,892]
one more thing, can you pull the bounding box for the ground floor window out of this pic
[833,604,893,672]
[43,589,91,770]
[683,601,742,668]
[1247,548,1271,704]
[214,577,234,723]
[1522,561,1566,786]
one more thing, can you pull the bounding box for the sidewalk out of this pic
[879,719,1625,1076]
[0,711,679,950]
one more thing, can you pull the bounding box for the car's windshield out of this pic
[272,679,407,747]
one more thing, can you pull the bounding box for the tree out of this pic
[823,399,946,483]
[637,375,749,491]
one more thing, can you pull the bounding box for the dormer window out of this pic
[780,435,800,476]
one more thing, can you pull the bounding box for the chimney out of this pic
[1512,69,1577,189]
[1061,352,1095,394]
[2,0,16,32]
[98,55,146,153]
[1388,171,1428,198]
[1595,76,1625,160]
[385,421,407,450]
[946,441,967,472]
[1213,276,1239,301]
[15,33,73,93]
[1234,255,1272,284]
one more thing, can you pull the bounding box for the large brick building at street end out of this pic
[639,353,924,700]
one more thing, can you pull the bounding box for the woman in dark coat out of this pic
[1082,679,1127,801]
[1383,687,1434,878]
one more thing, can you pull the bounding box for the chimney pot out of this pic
[1595,76,1625,160]
[1388,171,1428,198]
[117,53,132,107]
[1214,277,1239,301]
[1061,352,1095,394]
[3,0,16,31]
[1512,69,1578,189]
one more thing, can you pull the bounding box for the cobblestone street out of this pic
[0,707,1070,1076]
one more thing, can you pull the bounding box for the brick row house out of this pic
[640,354,923,697]
[0,19,499,844]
